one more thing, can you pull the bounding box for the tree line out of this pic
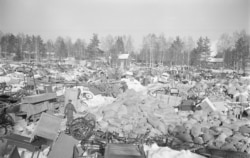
[138,34,211,67]
[216,30,250,71]
[0,32,101,61]
[100,34,209,67]
[0,31,134,65]
[137,31,249,70]
[0,30,249,71]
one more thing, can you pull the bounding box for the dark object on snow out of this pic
[175,98,202,112]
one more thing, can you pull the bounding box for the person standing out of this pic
[64,99,77,129]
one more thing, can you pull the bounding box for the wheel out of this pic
[69,117,95,140]
[84,93,93,99]
[4,85,12,91]
[70,123,92,140]
[148,90,157,97]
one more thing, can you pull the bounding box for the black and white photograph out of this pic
[0,0,249,157]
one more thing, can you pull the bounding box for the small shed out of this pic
[207,57,224,68]
[118,53,130,69]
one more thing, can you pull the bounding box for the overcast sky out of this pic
[0,0,249,50]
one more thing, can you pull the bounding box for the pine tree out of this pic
[87,34,100,59]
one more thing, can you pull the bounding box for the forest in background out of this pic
[0,30,249,70]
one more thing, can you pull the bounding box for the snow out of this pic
[121,78,147,92]
[0,76,11,82]
[84,95,115,108]
[144,143,205,158]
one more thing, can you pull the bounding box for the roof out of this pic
[207,58,223,63]
[118,54,129,59]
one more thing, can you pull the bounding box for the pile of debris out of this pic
[95,89,182,137]
[3,61,250,158]
[167,109,250,154]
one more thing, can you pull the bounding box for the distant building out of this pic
[207,57,223,63]
[207,57,224,68]
[118,53,130,69]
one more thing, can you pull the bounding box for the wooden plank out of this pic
[21,93,57,104]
